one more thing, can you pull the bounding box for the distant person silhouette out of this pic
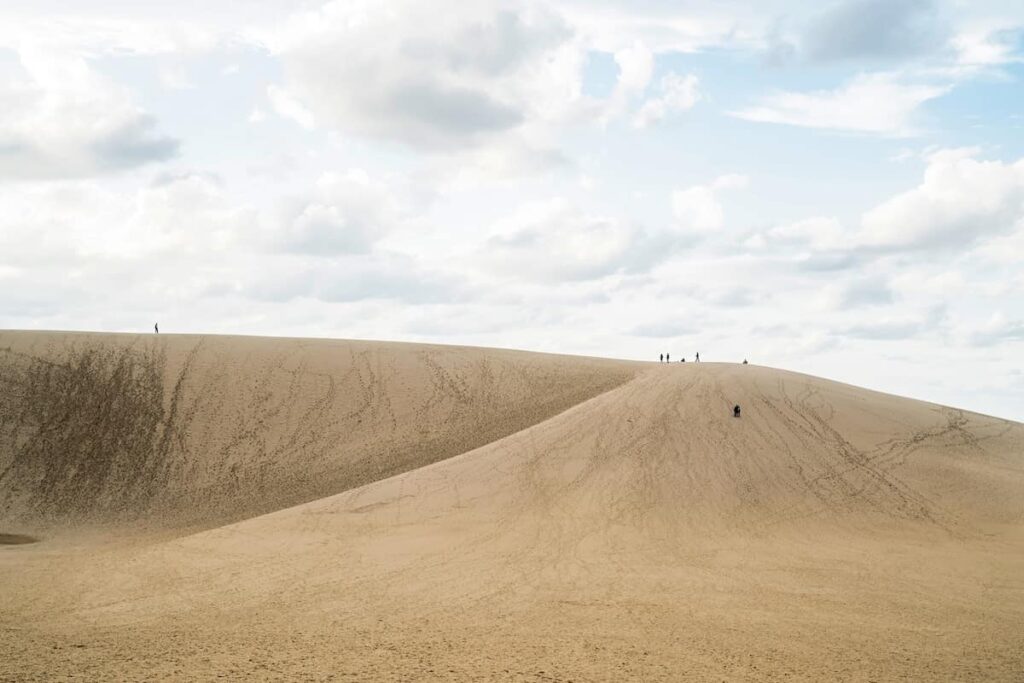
[155,322,159,334]
[696,351,700,362]
[659,353,663,363]
[666,353,670,362]
[733,405,741,418]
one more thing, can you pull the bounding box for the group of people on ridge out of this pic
[659,351,699,363]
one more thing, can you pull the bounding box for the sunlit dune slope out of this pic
[0,330,639,531]
[2,334,1023,680]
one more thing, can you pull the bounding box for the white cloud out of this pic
[731,72,950,135]
[0,48,178,179]
[0,168,459,325]
[602,40,653,120]
[264,0,577,151]
[759,216,847,251]
[857,148,1024,250]
[672,174,747,233]
[613,41,654,95]
[744,150,1024,258]
[951,27,1023,68]
[970,312,1024,346]
[633,72,700,127]
[275,170,402,255]
[482,198,673,282]
[267,84,315,129]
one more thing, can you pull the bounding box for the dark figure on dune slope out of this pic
[666,353,670,362]
[733,405,741,418]
[659,353,663,363]
[155,322,159,334]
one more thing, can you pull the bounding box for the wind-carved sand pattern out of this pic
[0,331,1022,681]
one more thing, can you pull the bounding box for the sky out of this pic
[1,0,1023,420]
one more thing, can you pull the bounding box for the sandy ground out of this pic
[1,332,1023,681]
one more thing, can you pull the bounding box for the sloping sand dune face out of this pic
[0,331,638,531]
[1,335,1022,681]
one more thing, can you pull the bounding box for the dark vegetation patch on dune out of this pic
[0,341,198,523]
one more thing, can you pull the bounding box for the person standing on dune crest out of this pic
[659,353,663,363]
[155,323,159,334]
[696,351,700,362]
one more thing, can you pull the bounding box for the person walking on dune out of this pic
[695,351,700,362]
[659,353,663,363]
[155,322,159,334]
[666,353,670,362]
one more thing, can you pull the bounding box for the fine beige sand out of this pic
[1,331,1023,681]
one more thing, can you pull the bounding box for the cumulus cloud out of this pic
[971,313,1024,346]
[857,148,1024,250]
[633,72,700,127]
[0,168,464,326]
[482,199,674,282]
[951,28,1021,68]
[265,0,576,151]
[0,173,249,265]
[731,72,950,135]
[0,48,178,179]
[744,150,1024,258]
[267,84,315,129]
[613,41,654,98]
[275,170,401,255]
[672,174,747,234]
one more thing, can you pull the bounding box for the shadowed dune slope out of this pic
[0,330,639,532]
[2,350,1023,680]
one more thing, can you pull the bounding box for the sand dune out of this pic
[1,332,1023,681]
[0,331,636,533]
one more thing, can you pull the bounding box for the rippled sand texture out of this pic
[1,331,1022,681]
